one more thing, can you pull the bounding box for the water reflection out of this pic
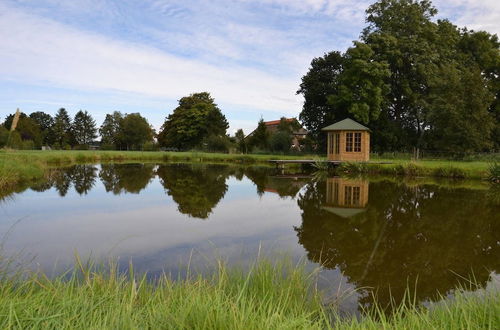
[157,164,229,219]
[1,164,499,314]
[295,178,500,309]
[323,177,369,217]
[100,164,155,194]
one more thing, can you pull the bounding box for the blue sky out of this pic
[1,0,499,134]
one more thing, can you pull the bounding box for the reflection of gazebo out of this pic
[322,177,369,218]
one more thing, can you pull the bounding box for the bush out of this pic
[0,126,9,148]
[488,162,500,183]
[204,135,231,153]
[270,132,292,153]
[100,143,115,150]
[433,166,467,179]
[73,144,89,150]
[21,140,35,150]
[143,142,158,151]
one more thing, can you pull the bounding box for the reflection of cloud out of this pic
[0,179,305,272]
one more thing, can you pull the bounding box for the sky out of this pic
[1,0,499,134]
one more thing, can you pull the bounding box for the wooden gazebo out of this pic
[321,118,370,162]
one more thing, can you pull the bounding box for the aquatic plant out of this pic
[488,162,500,184]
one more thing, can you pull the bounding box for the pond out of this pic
[1,163,499,314]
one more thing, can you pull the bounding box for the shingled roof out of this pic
[321,118,370,131]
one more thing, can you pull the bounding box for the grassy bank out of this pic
[0,150,496,190]
[0,258,498,329]
[337,159,494,180]
[0,150,311,190]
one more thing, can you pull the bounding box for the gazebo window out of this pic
[354,133,362,152]
[335,133,340,154]
[346,133,353,152]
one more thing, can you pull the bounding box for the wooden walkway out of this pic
[268,159,341,169]
[268,159,392,169]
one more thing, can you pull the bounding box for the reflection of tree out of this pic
[296,180,500,310]
[244,167,269,196]
[72,165,97,195]
[263,177,307,198]
[99,164,155,194]
[53,168,73,197]
[157,164,229,219]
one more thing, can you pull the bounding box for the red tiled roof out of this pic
[264,118,295,126]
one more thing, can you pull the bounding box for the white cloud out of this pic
[0,3,303,117]
[435,0,500,35]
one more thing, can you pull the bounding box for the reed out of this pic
[488,162,500,183]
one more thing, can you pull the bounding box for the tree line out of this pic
[1,93,226,151]
[0,108,154,150]
[1,92,304,153]
[297,0,499,154]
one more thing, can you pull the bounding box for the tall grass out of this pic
[0,258,329,329]
[337,161,474,179]
[488,162,500,183]
[0,256,498,329]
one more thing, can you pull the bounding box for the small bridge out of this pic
[268,159,342,170]
[268,159,392,170]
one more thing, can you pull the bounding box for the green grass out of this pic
[0,257,498,329]
[0,150,314,190]
[338,159,493,180]
[0,150,496,191]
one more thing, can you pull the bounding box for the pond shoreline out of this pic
[0,150,494,190]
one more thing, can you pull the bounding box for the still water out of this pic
[1,163,499,313]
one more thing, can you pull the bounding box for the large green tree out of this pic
[30,111,55,146]
[121,113,154,150]
[3,112,42,148]
[73,110,97,146]
[297,51,346,143]
[53,108,72,148]
[99,111,124,149]
[158,92,229,150]
[248,118,270,151]
[298,0,499,154]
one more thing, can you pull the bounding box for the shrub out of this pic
[270,131,292,153]
[488,162,500,183]
[143,142,157,151]
[204,135,231,153]
[433,166,467,179]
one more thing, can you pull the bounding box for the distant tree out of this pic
[0,126,9,148]
[30,111,55,145]
[158,92,229,150]
[121,113,153,150]
[234,129,247,153]
[16,116,42,148]
[53,108,72,148]
[73,110,97,147]
[248,119,269,151]
[99,111,124,149]
[3,112,42,148]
